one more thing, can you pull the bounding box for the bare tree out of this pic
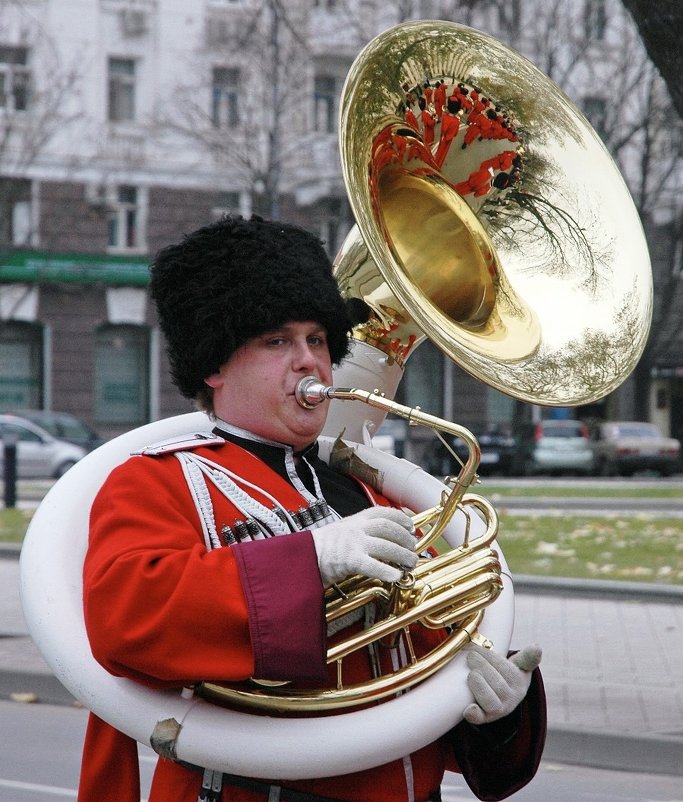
[0,1,83,321]
[521,2,682,418]
[1,2,83,229]
[149,0,322,221]
[569,20,683,418]
[621,0,683,121]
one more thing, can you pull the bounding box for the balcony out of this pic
[98,130,147,165]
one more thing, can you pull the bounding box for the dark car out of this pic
[450,425,516,476]
[589,421,681,477]
[8,410,104,452]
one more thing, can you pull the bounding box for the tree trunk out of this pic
[621,1,683,120]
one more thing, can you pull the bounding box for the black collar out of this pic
[211,422,319,492]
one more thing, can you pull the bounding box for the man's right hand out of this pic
[312,507,418,586]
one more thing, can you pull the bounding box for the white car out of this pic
[0,414,87,479]
[590,421,681,477]
[515,419,594,476]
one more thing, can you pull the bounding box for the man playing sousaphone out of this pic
[78,215,546,802]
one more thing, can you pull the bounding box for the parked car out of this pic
[513,419,594,476]
[0,414,87,479]
[7,409,103,452]
[450,425,516,476]
[589,421,681,477]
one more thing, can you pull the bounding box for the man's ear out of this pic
[204,372,222,389]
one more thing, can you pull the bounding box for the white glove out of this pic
[463,643,542,725]
[312,507,417,586]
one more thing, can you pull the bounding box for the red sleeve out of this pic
[83,455,326,688]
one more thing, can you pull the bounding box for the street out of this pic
[0,700,154,800]
[1,701,682,802]
[2,475,682,801]
[442,763,683,801]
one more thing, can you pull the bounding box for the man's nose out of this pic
[292,340,317,370]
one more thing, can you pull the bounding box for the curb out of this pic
[0,669,77,708]
[2,670,682,778]
[544,725,683,777]
[513,574,683,603]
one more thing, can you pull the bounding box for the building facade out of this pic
[1,0,681,448]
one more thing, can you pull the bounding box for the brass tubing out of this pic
[200,612,484,712]
[326,564,500,663]
[198,377,504,712]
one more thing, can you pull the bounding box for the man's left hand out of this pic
[463,643,542,725]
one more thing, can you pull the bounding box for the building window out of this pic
[212,67,240,128]
[314,74,338,134]
[212,190,241,219]
[107,185,140,250]
[0,178,32,246]
[673,236,682,279]
[487,386,515,426]
[318,197,346,257]
[584,0,607,41]
[582,95,608,139]
[320,216,340,258]
[0,45,30,112]
[398,341,443,416]
[0,322,43,410]
[108,57,136,122]
[95,325,149,425]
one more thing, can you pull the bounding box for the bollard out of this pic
[3,436,18,509]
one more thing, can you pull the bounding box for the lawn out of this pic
[3,489,682,585]
[440,480,683,584]
[0,508,33,543]
[479,482,683,500]
[495,512,683,584]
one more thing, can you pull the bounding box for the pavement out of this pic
[1,544,682,779]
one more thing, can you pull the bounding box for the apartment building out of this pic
[0,0,680,446]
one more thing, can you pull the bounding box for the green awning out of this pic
[0,249,150,286]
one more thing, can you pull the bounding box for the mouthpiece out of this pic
[295,376,331,408]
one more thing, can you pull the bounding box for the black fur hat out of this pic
[150,215,352,399]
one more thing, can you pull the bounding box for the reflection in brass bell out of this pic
[335,20,652,407]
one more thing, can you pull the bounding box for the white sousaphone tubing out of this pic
[20,412,513,779]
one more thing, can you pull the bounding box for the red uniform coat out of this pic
[433,83,447,119]
[79,438,545,802]
[405,107,420,131]
[434,112,461,168]
[420,108,436,149]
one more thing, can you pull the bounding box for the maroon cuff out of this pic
[232,531,327,682]
[449,666,547,800]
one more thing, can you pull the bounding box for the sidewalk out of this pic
[2,545,682,777]
[511,577,683,776]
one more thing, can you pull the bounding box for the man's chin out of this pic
[287,417,326,447]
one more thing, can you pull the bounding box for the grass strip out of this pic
[4,506,682,586]
[496,513,683,584]
[475,482,683,499]
[0,508,33,543]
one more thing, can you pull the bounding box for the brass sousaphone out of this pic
[20,21,652,780]
[202,16,652,714]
